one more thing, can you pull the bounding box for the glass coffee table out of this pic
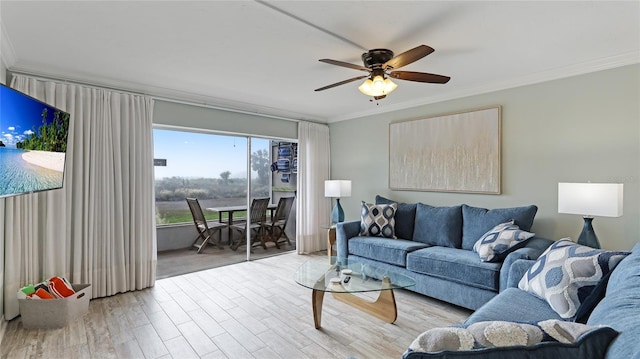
[294,256,416,329]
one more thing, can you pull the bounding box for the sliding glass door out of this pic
[153,127,296,277]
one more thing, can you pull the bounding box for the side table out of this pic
[320,224,336,260]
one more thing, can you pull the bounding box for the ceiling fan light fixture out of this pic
[384,77,398,93]
[358,78,374,95]
[358,76,398,97]
[372,75,385,91]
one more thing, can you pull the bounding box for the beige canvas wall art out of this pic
[389,106,501,194]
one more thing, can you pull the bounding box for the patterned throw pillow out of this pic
[473,221,535,262]
[518,239,629,319]
[402,320,619,359]
[406,319,615,354]
[375,195,417,240]
[360,202,397,238]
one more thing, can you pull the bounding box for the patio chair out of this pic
[263,196,295,248]
[186,198,228,254]
[229,197,270,251]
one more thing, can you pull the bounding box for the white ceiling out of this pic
[1,1,639,123]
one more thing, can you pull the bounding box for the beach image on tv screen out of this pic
[0,86,70,197]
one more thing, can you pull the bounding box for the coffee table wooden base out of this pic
[311,277,398,329]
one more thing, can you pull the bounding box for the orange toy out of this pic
[48,276,75,298]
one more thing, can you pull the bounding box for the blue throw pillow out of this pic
[413,204,463,248]
[461,204,537,250]
[518,239,629,319]
[573,270,613,324]
[360,202,397,238]
[473,221,535,262]
[375,195,417,240]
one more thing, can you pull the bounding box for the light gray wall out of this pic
[154,100,298,140]
[329,64,640,251]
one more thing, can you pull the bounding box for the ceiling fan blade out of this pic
[384,45,434,70]
[314,75,369,92]
[319,59,370,72]
[389,71,450,84]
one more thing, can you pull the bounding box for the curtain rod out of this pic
[8,70,305,124]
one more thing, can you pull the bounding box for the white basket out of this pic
[18,284,91,329]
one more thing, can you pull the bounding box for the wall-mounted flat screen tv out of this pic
[0,83,70,198]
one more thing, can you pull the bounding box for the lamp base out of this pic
[331,199,345,225]
[576,217,600,249]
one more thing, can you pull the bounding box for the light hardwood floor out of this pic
[1,252,472,358]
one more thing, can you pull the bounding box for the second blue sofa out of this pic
[403,242,640,358]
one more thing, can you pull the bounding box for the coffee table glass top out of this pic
[294,256,416,293]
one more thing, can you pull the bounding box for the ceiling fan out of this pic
[315,45,450,100]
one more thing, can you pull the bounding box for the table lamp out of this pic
[325,180,352,225]
[558,182,623,248]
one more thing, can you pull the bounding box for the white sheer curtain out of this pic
[3,75,156,320]
[296,121,331,254]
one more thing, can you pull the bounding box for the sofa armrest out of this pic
[506,258,536,288]
[336,220,361,261]
[498,237,553,291]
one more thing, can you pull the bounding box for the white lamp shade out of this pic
[558,183,623,217]
[325,180,352,198]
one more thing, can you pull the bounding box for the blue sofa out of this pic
[403,242,640,358]
[336,197,553,310]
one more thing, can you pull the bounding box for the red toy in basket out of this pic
[48,276,76,298]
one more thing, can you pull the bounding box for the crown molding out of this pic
[328,51,640,123]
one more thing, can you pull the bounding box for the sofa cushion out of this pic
[587,243,640,359]
[461,204,538,250]
[348,236,429,267]
[473,221,535,262]
[465,287,563,325]
[413,204,463,248]
[602,242,640,296]
[407,247,501,291]
[376,195,417,240]
[403,320,617,359]
[518,239,629,319]
[360,202,397,238]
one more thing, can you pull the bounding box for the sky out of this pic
[153,129,270,179]
[0,85,61,148]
